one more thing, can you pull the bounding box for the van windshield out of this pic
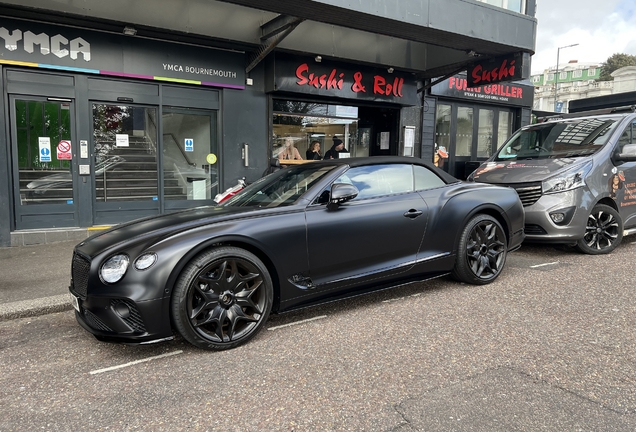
[494,117,621,161]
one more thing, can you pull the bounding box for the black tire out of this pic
[576,204,623,255]
[171,246,273,350]
[451,214,507,285]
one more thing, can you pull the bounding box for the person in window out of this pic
[306,140,323,160]
[324,136,347,159]
[278,138,303,161]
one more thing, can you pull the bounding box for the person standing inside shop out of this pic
[324,136,347,159]
[306,141,323,160]
[278,137,303,161]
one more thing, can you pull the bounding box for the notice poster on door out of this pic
[38,137,52,162]
[57,140,72,160]
[116,134,129,147]
[380,132,390,150]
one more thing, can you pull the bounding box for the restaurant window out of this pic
[273,100,360,160]
[477,109,494,158]
[498,111,514,148]
[456,106,473,157]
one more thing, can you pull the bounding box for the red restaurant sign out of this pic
[467,52,530,87]
[430,74,533,107]
[272,54,418,105]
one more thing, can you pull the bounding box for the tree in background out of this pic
[599,53,636,81]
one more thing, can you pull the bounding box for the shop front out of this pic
[428,74,534,179]
[266,54,420,161]
[0,18,251,238]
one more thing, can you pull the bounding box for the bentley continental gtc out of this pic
[69,156,524,350]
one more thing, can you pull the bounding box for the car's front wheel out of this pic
[171,247,273,350]
[576,204,623,255]
[452,214,507,285]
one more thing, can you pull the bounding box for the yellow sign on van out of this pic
[206,153,217,164]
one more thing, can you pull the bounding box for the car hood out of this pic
[76,205,279,257]
[471,158,581,184]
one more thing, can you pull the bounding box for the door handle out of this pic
[403,209,423,219]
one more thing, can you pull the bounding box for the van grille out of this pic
[476,180,543,207]
[510,182,543,207]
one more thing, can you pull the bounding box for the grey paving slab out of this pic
[394,368,636,431]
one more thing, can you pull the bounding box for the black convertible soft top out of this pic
[305,156,460,184]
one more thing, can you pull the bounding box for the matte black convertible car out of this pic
[69,156,524,350]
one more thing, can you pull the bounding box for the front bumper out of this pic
[70,288,174,345]
[522,188,590,243]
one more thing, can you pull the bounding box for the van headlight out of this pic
[100,254,129,284]
[542,161,592,195]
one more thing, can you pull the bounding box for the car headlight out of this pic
[100,254,129,284]
[134,253,157,270]
[542,161,592,195]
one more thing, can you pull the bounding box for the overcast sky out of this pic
[531,0,636,74]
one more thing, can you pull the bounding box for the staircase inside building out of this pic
[20,135,201,205]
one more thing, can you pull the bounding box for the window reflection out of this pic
[92,104,158,202]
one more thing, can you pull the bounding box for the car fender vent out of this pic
[288,274,315,290]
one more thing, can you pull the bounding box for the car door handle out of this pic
[403,209,423,219]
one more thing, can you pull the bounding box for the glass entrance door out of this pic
[162,108,218,211]
[435,102,515,179]
[10,96,78,229]
[91,103,159,225]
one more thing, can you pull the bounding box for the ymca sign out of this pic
[0,27,90,61]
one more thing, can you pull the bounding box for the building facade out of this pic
[532,61,636,114]
[0,0,537,246]
[531,61,611,113]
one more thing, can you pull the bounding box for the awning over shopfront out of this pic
[0,0,536,80]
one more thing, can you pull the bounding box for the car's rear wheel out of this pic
[452,214,507,285]
[576,204,623,255]
[171,247,273,350]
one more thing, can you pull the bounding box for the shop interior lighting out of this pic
[123,26,137,36]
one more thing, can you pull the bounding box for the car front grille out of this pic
[72,253,91,298]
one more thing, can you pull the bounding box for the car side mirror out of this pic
[329,183,359,205]
[618,143,636,161]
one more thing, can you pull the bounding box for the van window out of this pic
[616,121,636,154]
[495,117,621,161]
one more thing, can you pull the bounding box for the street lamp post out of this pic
[554,43,579,112]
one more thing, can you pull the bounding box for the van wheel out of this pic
[576,204,623,255]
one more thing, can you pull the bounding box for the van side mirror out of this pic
[329,183,359,205]
[617,143,636,161]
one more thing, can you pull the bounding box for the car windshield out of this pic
[222,163,337,208]
[494,117,621,161]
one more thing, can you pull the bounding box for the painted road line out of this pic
[89,350,183,375]
[268,315,328,331]
[530,261,560,268]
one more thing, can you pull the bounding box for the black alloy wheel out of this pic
[576,204,623,255]
[452,214,507,285]
[172,247,273,350]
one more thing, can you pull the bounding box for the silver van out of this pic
[468,107,636,254]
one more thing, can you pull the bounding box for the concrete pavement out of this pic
[0,239,77,321]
